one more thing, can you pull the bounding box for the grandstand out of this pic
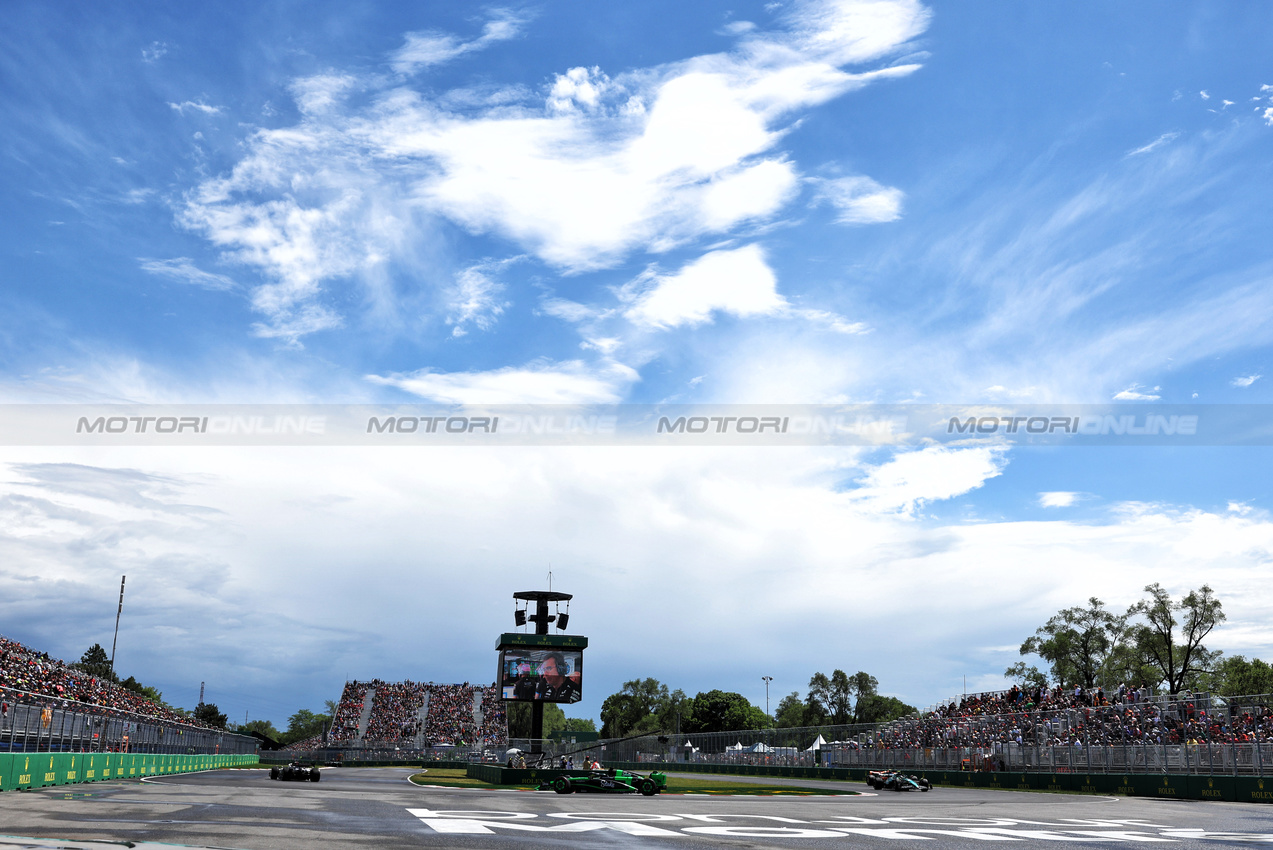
[326,679,507,750]
[0,633,220,730]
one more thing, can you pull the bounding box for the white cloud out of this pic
[138,258,239,292]
[168,100,223,116]
[538,297,597,323]
[141,41,168,63]
[391,9,529,74]
[445,261,512,337]
[1038,491,1079,508]
[174,0,929,342]
[3,440,1273,724]
[1200,90,1210,100]
[624,244,787,330]
[1125,131,1179,157]
[547,67,615,114]
[811,174,904,223]
[366,359,637,403]
[1231,374,1261,388]
[1112,384,1161,401]
[790,308,870,334]
[1263,107,1273,127]
[783,0,931,66]
[849,446,1006,514]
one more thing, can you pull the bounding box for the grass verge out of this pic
[409,769,858,796]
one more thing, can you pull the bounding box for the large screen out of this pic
[499,648,583,703]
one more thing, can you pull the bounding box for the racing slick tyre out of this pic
[270,767,279,780]
[310,770,320,782]
[920,779,931,791]
[553,777,572,794]
[640,779,657,796]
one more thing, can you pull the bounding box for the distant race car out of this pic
[867,770,931,791]
[539,768,666,796]
[270,762,321,782]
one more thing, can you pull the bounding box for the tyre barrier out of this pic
[0,752,256,792]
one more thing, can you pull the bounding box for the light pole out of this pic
[762,676,773,755]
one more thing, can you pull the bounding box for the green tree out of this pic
[506,702,569,738]
[235,719,281,739]
[804,672,831,725]
[562,717,597,733]
[194,702,228,729]
[599,678,673,738]
[1211,656,1273,697]
[855,694,916,724]
[827,670,853,724]
[848,671,881,724]
[1018,597,1124,689]
[1003,661,1049,691]
[773,692,807,728]
[683,690,768,734]
[1129,583,1225,694]
[75,644,115,681]
[280,708,330,745]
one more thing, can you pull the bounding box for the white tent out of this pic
[745,742,774,753]
[725,741,745,752]
[806,734,826,752]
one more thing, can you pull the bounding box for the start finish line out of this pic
[405,810,1273,842]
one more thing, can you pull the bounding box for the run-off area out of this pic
[406,810,1273,842]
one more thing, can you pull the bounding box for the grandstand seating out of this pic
[862,684,1273,748]
[0,633,220,730]
[328,679,507,748]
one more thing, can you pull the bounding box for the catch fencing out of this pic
[593,691,1272,777]
[1,686,259,755]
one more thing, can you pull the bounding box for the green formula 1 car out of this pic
[867,769,931,791]
[539,768,666,796]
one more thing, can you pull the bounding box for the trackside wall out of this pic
[0,752,256,792]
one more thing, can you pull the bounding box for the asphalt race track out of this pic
[0,767,1270,849]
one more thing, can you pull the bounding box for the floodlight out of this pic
[514,609,526,626]
[556,613,569,630]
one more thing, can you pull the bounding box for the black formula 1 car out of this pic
[270,762,321,782]
[867,770,930,791]
[539,768,666,796]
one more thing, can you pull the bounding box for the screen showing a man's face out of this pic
[500,649,583,702]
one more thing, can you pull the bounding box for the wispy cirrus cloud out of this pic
[1112,384,1160,401]
[391,9,531,74]
[1231,374,1261,388]
[139,258,239,292]
[446,260,513,337]
[1125,131,1179,157]
[366,358,637,403]
[168,100,223,116]
[810,174,904,223]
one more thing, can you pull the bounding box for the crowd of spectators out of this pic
[0,634,217,730]
[328,679,507,747]
[866,684,1273,750]
[328,682,367,742]
[364,680,429,742]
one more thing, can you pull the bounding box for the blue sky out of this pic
[1,1,1272,729]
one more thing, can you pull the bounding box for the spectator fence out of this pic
[592,691,1271,777]
[1,686,258,755]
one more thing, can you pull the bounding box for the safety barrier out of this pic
[0,752,256,792]
[1,686,259,755]
[589,761,1273,804]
